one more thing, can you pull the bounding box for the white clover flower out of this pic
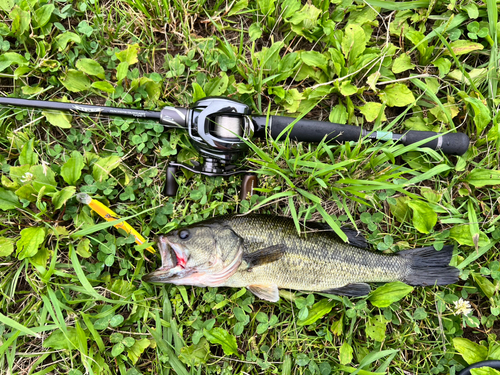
[20,172,33,183]
[453,298,473,316]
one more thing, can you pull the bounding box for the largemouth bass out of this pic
[143,215,458,302]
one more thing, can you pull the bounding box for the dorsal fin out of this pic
[304,222,368,249]
[341,228,368,249]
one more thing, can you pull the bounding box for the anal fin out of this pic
[248,283,280,302]
[322,283,371,297]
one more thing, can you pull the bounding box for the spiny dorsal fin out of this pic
[305,222,368,249]
[248,283,280,302]
[321,283,371,296]
[340,228,368,249]
[242,244,286,269]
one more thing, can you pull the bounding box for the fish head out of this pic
[143,223,243,287]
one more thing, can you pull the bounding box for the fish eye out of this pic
[179,229,191,240]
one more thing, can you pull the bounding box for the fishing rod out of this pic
[0,96,470,196]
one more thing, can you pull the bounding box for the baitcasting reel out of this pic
[162,97,261,199]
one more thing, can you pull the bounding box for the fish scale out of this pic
[143,214,459,302]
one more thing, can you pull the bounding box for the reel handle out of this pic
[240,174,258,201]
[164,166,179,196]
[164,164,258,198]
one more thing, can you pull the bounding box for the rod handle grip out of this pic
[402,131,469,156]
[269,115,362,143]
[267,115,470,155]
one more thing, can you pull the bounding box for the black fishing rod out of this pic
[0,96,177,126]
[458,360,500,375]
[0,96,470,196]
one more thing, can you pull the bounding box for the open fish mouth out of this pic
[143,235,244,287]
[142,236,194,283]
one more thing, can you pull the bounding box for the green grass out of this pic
[0,0,500,373]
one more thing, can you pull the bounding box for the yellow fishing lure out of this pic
[76,193,155,254]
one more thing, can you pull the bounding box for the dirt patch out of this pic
[463,326,488,343]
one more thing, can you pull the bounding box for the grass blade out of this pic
[364,0,429,10]
[486,0,498,106]
[315,203,347,242]
[69,245,123,304]
[410,78,454,128]
[0,331,20,357]
[0,314,40,338]
[249,190,295,212]
[82,313,105,352]
[467,199,481,251]
[406,164,452,185]
[288,196,301,234]
[457,241,497,270]
[148,324,189,375]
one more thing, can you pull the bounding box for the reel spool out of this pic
[213,115,244,139]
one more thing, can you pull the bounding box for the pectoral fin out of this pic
[321,283,371,296]
[248,283,280,302]
[242,244,286,269]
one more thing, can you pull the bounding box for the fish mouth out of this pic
[143,235,244,287]
[142,236,194,283]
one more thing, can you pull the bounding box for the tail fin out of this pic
[399,245,459,286]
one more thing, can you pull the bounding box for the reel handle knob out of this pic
[240,173,258,200]
[165,165,179,196]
